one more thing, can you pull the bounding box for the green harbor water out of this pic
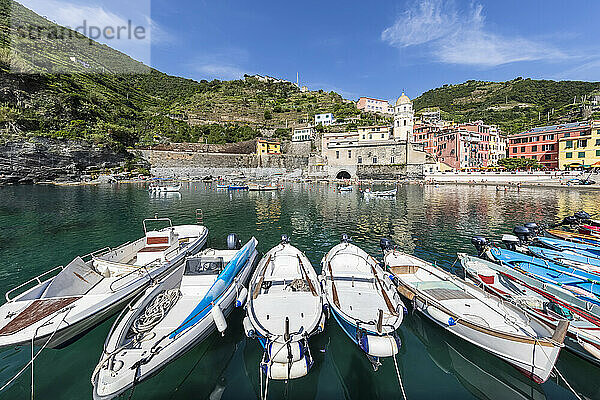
[1,182,600,400]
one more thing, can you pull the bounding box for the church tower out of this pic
[393,92,414,142]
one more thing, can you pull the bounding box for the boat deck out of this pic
[0,297,81,335]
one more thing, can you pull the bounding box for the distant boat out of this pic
[148,183,181,192]
[228,183,249,191]
[382,241,567,383]
[338,186,353,192]
[363,188,397,198]
[546,229,600,246]
[216,183,229,189]
[248,183,279,191]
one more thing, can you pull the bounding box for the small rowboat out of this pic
[148,184,181,192]
[92,236,259,400]
[535,237,600,260]
[382,242,567,383]
[363,188,397,198]
[248,183,279,191]
[0,218,208,349]
[338,186,353,192]
[460,253,600,366]
[244,236,325,383]
[528,246,600,275]
[546,229,600,246]
[320,237,404,369]
[228,184,249,191]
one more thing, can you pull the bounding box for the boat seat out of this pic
[389,265,420,275]
[0,297,81,335]
[138,246,170,253]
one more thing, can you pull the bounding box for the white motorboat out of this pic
[92,235,259,400]
[0,218,208,349]
[320,236,404,369]
[243,236,325,382]
[338,186,353,192]
[148,183,181,192]
[363,188,397,198]
[381,240,568,383]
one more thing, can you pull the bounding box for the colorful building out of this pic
[508,122,591,169]
[256,138,281,155]
[356,97,393,114]
[357,125,392,141]
[393,92,414,141]
[558,120,600,169]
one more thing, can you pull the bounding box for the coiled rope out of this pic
[132,289,181,337]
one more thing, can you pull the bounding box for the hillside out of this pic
[0,0,362,148]
[413,78,600,134]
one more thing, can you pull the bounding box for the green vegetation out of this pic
[414,78,600,134]
[498,157,542,170]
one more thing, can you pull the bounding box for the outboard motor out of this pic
[523,222,539,236]
[512,226,531,244]
[561,216,578,226]
[226,233,241,250]
[471,236,488,256]
[574,211,591,221]
[379,238,394,252]
[341,233,351,243]
[501,234,520,251]
[281,234,290,244]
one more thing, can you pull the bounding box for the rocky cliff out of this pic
[0,137,125,184]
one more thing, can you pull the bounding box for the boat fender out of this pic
[268,341,303,363]
[427,306,456,327]
[364,335,399,358]
[317,312,326,333]
[242,316,255,338]
[267,357,309,380]
[235,287,248,308]
[211,304,227,335]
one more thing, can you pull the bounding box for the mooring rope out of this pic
[392,353,407,400]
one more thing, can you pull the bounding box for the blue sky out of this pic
[18,0,600,102]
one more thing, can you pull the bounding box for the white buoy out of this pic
[267,358,309,380]
[365,335,399,357]
[243,316,255,338]
[212,304,227,335]
[236,287,248,308]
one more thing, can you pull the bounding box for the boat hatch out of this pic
[185,257,224,275]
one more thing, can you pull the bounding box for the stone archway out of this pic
[336,170,351,179]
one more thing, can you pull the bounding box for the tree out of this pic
[498,157,542,170]
[264,110,272,120]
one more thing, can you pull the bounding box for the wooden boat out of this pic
[320,238,404,369]
[528,246,600,275]
[243,236,325,382]
[0,218,208,349]
[460,253,600,366]
[546,229,600,247]
[92,236,259,400]
[382,243,567,383]
[363,188,397,198]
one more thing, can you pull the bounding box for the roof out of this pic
[513,121,591,136]
[395,92,411,106]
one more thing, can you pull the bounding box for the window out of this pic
[579,139,588,148]
[348,150,352,158]
[336,151,339,159]
[512,148,517,153]
[357,156,362,164]
[596,139,600,146]
[564,133,570,138]
[404,120,407,126]
[565,140,573,149]
[521,146,526,152]
[369,134,372,140]
[596,150,600,157]
[578,152,586,158]
[373,156,378,164]
[566,152,572,158]
[391,156,395,164]
[381,134,385,139]
[362,135,366,139]
[532,145,537,152]
[544,154,551,160]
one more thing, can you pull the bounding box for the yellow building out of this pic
[558,120,600,169]
[256,138,281,155]
[357,125,392,141]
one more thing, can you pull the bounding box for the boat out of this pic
[363,188,397,198]
[528,246,600,275]
[459,253,600,366]
[243,236,325,383]
[0,217,208,349]
[228,183,249,191]
[535,236,600,259]
[381,239,567,383]
[338,186,353,192]
[478,243,600,305]
[148,183,181,192]
[320,236,404,369]
[248,183,279,192]
[92,235,259,400]
[546,229,600,246]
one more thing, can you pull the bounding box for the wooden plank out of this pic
[327,261,341,308]
[297,255,317,296]
[252,254,271,299]
[0,297,80,336]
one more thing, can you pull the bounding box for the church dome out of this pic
[395,92,411,106]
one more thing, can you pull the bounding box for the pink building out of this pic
[356,97,393,114]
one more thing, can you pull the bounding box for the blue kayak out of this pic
[528,246,600,273]
[488,247,600,305]
[535,237,600,259]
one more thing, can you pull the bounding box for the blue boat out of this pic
[535,237,600,259]
[528,246,600,275]
[228,184,249,190]
[487,247,600,305]
[320,239,404,370]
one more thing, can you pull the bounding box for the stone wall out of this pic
[283,140,311,156]
[357,164,423,180]
[0,138,124,184]
[145,140,257,154]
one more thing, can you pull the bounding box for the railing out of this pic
[109,259,161,293]
[81,247,112,262]
[5,265,64,302]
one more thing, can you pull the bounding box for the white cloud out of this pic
[381,0,567,67]
[194,63,245,80]
[189,49,249,80]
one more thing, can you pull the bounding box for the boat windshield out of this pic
[185,257,224,275]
